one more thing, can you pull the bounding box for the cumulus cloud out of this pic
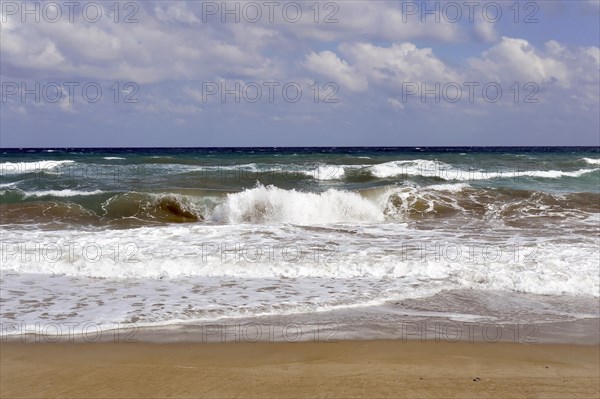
[299,36,598,114]
[304,41,460,93]
[153,1,200,24]
[339,42,460,85]
[288,1,462,43]
[469,37,571,87]
[468,36,599,106]
[1,1,598,146]
[0,3,278,84]
[304,51,368,92]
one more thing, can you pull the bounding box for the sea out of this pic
[1,147,599,342]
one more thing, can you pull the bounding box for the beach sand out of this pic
[1,340,598,398]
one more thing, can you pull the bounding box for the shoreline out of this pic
[2,340,598,398]
[3,311,599,345]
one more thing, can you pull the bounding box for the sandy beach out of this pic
[2,0,599,395]
[1,340,598,398]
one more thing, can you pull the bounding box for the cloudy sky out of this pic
[1,0,599,147]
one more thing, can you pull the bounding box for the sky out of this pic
[1,0,599,147]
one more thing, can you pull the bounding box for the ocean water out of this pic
[1,147,599,340]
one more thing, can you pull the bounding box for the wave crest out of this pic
[211,185,383,224]
[101,193,206,223]
[367,159,598,181]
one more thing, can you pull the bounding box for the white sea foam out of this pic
[427,183,470,192]
[583,157,600,165]
[512,168,598,178]
[1,201,598,333]
[210,185,383,224]
[103,157,126,160]
[0,160,75,175]
[369,160,450,178]
[1,223,597,298]
[189,163,345,180]
[23,189,104,197]
[368,160,598,180]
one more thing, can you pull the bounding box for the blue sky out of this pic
[1,0,599,147]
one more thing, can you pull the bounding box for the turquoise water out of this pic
[1,147,598,226]
[1,147,599,338]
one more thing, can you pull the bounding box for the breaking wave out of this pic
[1,184,598,226]
[210,185,382,224]
[583,157,600,165]
[366,160,598,181]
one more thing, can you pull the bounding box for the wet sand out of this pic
[1,340,598,398]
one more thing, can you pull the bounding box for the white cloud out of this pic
[58,87,75,113]
[339,42,460,86]
[467,37,599,111]
[1,1,598,146]
[473,18,498,42]
[183,87,205,103]
[288,1,462,43]
[304,51,368,93]
[299,37,598,115]
[153,2,200,24]
[469,37,571,87]
[0,4,279,84]
[583,47,600,66]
